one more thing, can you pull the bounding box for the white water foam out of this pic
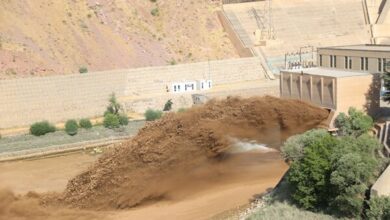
[229,137,278,153]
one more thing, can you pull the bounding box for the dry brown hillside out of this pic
[0,0,237,79]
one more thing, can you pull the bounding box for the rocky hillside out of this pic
[0,0,237,79]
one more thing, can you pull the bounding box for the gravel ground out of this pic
[0,120,145,154]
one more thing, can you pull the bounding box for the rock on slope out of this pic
[0,0,237,79]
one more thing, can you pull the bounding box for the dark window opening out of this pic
[349,58,352,69]
[365,57,368,71]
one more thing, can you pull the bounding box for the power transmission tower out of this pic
[251,0,275,40]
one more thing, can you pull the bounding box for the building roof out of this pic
[283,68,371,78]
[319,44,390,52]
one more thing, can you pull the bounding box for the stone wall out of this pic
[0,57,273,129]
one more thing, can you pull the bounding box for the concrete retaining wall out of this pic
[0,57,270,129]
[371,164,390,197]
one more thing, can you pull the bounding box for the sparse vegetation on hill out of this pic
[78,67,88,74]
[0,0,237,78]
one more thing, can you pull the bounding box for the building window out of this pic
[346,57,352,69]
[330,55,336,68]
[384,59,387,72]
[361,57,369,71]
[345,56,348,69]
[349,57,352,69]
[379,58,382,72]
[319,55,323,67]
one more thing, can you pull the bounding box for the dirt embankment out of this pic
[50,96,329,210]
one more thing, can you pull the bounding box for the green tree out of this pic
[335,107,373,137]
[281,129,329,162]
[329,135,383,217]
[287,133,337,210]
[103,93,129,129]
[366,196,390,220]
[105,93,122,116]
[330,153,375,217]
[286,130,385,218]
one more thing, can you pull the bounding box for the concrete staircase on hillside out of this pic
[222,4,276,78]
[223,10,254,48]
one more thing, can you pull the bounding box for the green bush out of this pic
[144,109,163,121]
[79,67,88,74]
[103,113,120,129]
[79,118,93,129]
[151,8,159,16]
[177,108,187,113]
[30,121,56,136]
[163,99,173,111]
[65,119,78,136]
[366,196,390,220]
[118,114,129,126]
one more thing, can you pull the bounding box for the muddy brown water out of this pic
[0,96,328,220]
[0,151,288,220]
